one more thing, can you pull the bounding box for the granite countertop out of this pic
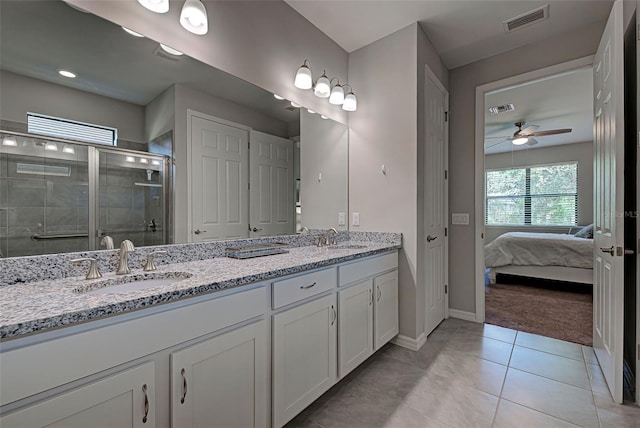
[0,241,399,340]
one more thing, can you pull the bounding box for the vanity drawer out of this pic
[272,267,336,309]
[338,252,398,286]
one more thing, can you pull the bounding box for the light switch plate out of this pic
[451,213,469,225]
[352,212,360,226]
[338,212,346,226]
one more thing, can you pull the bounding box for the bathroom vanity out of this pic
[0,234,400,428]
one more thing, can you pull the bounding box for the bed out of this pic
[484,231,594,284]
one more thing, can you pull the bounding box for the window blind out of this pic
[27,113,117,146]
[486,162,578,226]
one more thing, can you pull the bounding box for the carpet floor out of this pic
[485,275,593,346]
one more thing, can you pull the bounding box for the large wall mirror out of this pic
[0,0,348,258]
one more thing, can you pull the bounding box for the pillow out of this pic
[575,224,594,239]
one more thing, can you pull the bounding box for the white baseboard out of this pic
[392,333,427,351]
[448,309,478,322]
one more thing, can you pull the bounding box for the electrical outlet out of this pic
[352,212,360,226]
[338,213,346,226]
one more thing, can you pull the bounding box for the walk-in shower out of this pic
[0,130,170,257]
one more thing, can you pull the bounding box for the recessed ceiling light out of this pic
[58,70,76,78]
[159,44,183,56]
[273,94,285,100]
[122,27,144,37]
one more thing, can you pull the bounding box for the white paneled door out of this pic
[190,114,249,242]
[249,131,295,237]
[424,66,449,336]
[592,0,625,404]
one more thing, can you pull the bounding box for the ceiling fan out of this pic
[486,121,572,148]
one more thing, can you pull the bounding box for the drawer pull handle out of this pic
[180,368,188,404]
[330,305,337,326]
[300,281,317,290]
[377,286,382,302]
[369,288,373,306]
[142,384,149,423]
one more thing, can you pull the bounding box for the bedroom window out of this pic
[486,162,578,226]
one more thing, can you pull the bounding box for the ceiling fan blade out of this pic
[519,125,539,135]
[529,128,572,137]
[484,136,511,139]
[526,137,539,146]
[485,139,509,149]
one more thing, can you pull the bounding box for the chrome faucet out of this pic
[100,235,114,250]
[116,240,135,275]
[327,227,338,245]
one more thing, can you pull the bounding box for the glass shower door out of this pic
[96,148,167,250]
[0,132,90,257]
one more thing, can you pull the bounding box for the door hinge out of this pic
[444,284,448,294]
[637,24,640,40]
[638,343,640,360]
[444,170,448,180]
[444,227,448,237]
[444,111,448,122]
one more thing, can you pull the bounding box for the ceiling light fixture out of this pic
[512,136,529,145]
[137,0,169,14]
[294,60,313,90]
[273,94,285,100]
[160,44,184,56]
[58,70,76,79]
[122,27,144,37]
[180,0,208,35]
[2,136,17,146]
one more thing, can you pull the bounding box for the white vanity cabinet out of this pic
[170,320,267,428]
[337,252,399,378]
[0,362,155,428]
[271,268,338,428]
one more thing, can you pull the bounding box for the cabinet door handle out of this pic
[330,305,337,326]
[300,281,317,290]
[180,368,188,404]
[142,384,149,424]
[368,288,373,306]
[377,285,382,302]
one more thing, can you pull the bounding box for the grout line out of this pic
[498,398,584,428]
[582,352,605,428]
[489,336,516,427]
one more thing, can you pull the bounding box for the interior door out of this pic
[190,114,249,242]
[249,130,294,237]
[593,0,625,404]
[424,67,449,336]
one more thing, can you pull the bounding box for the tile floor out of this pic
[286,318,640,428]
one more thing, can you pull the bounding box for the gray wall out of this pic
[0,70,145,145]
[448,21,606,313]
[484,141,594,243]
[349,23,448,341]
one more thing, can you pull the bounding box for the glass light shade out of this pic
[307,109,315,114]
[58,70,76,78]
[290,101,302,108]
[320,115,328,120]
[62,145,75,154]
[329,85,344,105]
[342,92,357,111]
[294,64,312,89]
[2,136,17,146]
[314,73,330,98]
[512,137,529,145]
[160,44,184,56]
[180,0,208,35]
[44,142,58,151]
[273,94,285,100]
[125,156,136,162]
[122,27,144,37]
[137,0,169,13]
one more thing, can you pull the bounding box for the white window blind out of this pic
[486,162,578,226]
[27,113,117,146]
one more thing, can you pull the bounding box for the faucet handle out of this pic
[71,257,102,280]
[143,250,167,271]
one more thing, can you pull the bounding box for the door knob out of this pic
[599,246,615,255]
[251,227,263,232]
[194,229,207,235]
[426,235,438,242]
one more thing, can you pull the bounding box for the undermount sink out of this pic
[326,244,368,250]
[74,272,192,295]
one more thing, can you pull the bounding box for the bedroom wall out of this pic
[484,140,594,243]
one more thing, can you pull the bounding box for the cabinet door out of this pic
[338,279,374,379]
[0,362,155,428]
[272,294,337,428]
[171,320,267,428]
[374,270,399,350]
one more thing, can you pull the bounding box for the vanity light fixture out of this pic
[320,115,328,120]
[512,136,529,145]
[122,27,144,38]
[294,60,313,90]
[341,86,357,112]
[58,70,76,79]
[329,79,345,105]
[160,44,184,56]
[307,109,316,114]
[290,101,302,108]
[62,145,75,154]
[44,142,58,151]
[273,94,285,100]
[137,0,169,14]
[313,71,330,98]
[139,158,149,164]
[180,0,208,35]
[125,156,136,162]
[152,160,161,166]
[2,136,17,146]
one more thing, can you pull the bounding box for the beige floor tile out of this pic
[586,362,611,395]
[515,331,584,361]
[444,334,514,365]
[382,403,450,428]
[493,399,581,428]
[593,392,640,428]
[456,322,518,344]
[509,345,590,389]
[582,345,599,365]
[502,368,599,428]
[383,340,448,371]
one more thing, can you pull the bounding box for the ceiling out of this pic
[0,0,299,123]
[284,0,614,69]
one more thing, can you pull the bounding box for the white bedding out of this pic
[484,232,593,269]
